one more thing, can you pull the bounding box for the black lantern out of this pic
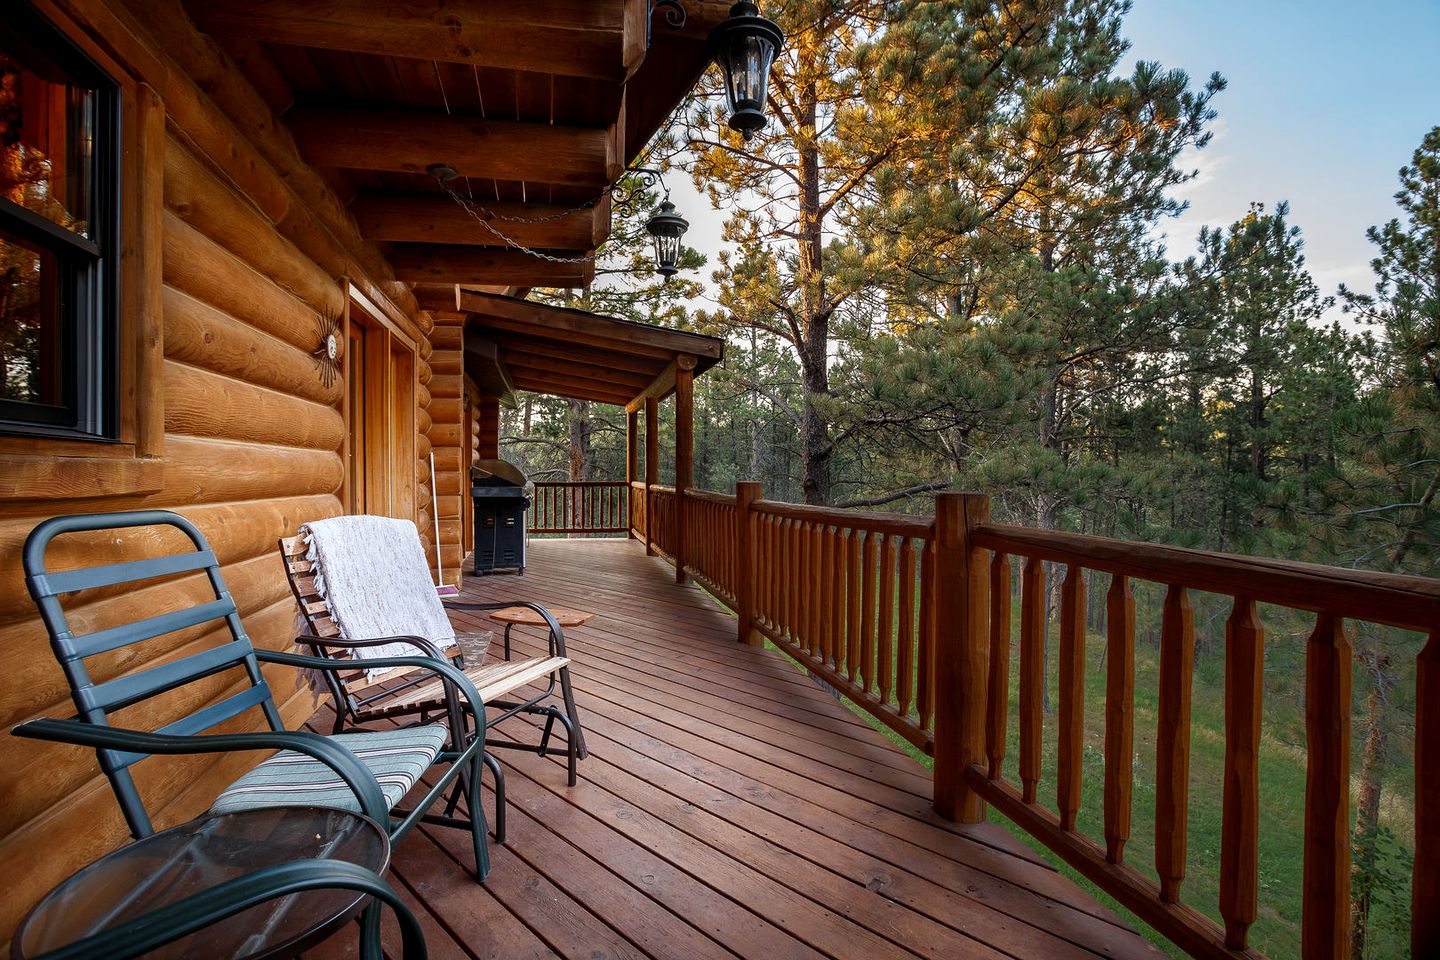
[708,2,785,140]
[645,200,689,278]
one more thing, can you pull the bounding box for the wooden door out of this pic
[344,295,418,519]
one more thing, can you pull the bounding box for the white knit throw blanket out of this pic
[300,515,456,680]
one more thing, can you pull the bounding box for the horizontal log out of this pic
[352,194,604,250]
[163,212,335,356]
[159,435,342,505]
[0,456,164,505]
[428,374,465,401]
[0,493,340,625]
[189,0,628,80]
[429,424,465,448]
[973,524,1440,632]
[165,360,345,451]
[288,105,610,188]
[429,324,466,350]
[389,244,595,288]
[165,136,343,317]
[163,285,341,408]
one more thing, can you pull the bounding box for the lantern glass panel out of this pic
[723,34,776,111]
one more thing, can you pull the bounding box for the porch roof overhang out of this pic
[447,290,723,409]
[188,0,731,292]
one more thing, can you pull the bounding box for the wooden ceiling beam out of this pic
[497,349,655,392]
[488,337,661,376]
[353,194,606,250]
[505,358,651,396]
[390,245,594,288]
[188,0,630,81]
[458,291,722,361]
[507,370,637,406]
[287,105,611,187]
[626,354,697,412]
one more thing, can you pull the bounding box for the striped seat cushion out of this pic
[211,725,450,815]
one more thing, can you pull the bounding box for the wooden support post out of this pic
[673,359,695,585]
[1415,631,1440,957]
[933,492,990,823]
[477,397,500,460]
[735,481,762,645]
[644,397,658,557]
[626,408,639,540]
[1302,614,1351,959]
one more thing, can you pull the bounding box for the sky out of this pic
[665,0,1440,317]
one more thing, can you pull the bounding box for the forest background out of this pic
[494,3,1438,957]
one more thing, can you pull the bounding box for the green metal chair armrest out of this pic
[441,600,568,657]
[294,632,448,660]
[11,719,388,823]
[259,650,489,755]
[30,858,426,960]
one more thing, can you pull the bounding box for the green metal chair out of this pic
[11,510,495,886]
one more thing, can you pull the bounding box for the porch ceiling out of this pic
[452,291,723,408]
[185,0,729,290]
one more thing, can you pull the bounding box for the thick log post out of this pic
[644,397,658,557]
[933,492,990,823]
[626,409,639,539]
[674,359,695,585]
[1416,631,1440,956]
[735,481,762,646]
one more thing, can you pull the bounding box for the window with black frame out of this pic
[0,3,118,439]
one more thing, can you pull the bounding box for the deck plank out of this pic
[309,539,1162,960]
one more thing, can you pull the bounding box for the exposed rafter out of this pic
[189,0,636,80]
[353,194,607,250]
[287,106,611,187]
[391,246,594,288]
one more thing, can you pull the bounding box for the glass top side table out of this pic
[13,806,389,960]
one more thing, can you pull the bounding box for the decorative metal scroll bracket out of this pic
[648,0,688,48]
[609,167,668,217]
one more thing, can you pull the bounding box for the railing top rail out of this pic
[975,522,1440,631]
[648,484,677,495]
[684,488,736,506]
[532,480,629,488]
[753,498,935,539]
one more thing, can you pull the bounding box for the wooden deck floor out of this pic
[312,538,1162,960]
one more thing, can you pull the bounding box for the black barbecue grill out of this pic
[471,459,531,575]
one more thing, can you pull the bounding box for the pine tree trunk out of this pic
[567,399,591,481]
[795,81,832,506]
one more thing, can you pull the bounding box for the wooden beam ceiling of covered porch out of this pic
[187,0,733,291]
[456,291,722,408]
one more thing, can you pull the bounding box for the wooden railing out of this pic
[633,483,1439,960]
[529,481,629,535]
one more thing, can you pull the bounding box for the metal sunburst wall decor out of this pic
[312,309,342,388]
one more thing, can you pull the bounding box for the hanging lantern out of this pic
[645,199,690,278]
[708,2,785,140]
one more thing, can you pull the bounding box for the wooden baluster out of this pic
[832,528,848,670]
[879,535,897,707]
[840,529,852,679]
[1221,597,1264,950]
[820,524,836,664]
[918,538,937,732]
[987,553,1011,780]
[1417,631,1440,957]
[1019,557,1045,804]
[1156,585,1194,902]
[861,531,878,695]
[898,539,917,718]
[1104,574,1136,863]
[809,521,824,659]
[1057,564,1086,831]
[1302,613,1351,958]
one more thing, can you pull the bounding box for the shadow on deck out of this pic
[313,538,1161,960]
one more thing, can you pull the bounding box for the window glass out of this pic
[0,4,115,438]
[1,43,96,238]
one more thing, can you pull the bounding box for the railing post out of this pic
[735,481,762,646]
[674,361,694,585]
[933,492,989,823]
[644,397,658,557]
[1417,631,1440,956]
[626,410,638,540]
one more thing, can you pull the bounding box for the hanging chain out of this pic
[430,167,670,264]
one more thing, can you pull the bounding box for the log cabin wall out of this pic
[0,0,438,933]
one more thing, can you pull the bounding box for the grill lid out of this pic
[472,458,527,487]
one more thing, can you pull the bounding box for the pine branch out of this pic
[835,481,951,509]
